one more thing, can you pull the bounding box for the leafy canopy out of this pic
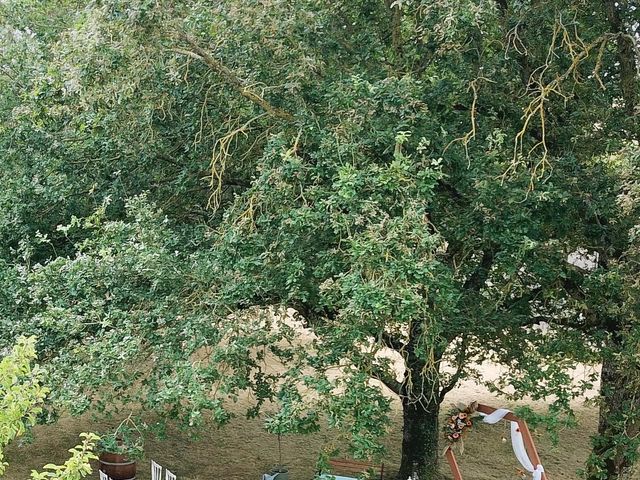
[0,0,638,470]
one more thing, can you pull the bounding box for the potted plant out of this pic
[263,431,289,480]
[97,417,144,480]
[263,399,318,480]
[264,413,290,480]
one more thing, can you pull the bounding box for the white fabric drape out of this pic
[479,408,545,480]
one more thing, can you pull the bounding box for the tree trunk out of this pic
[397,394,442,480]
[587,335,640,480]
[394,317,447,480]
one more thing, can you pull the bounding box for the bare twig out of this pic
[173,33,294,121]
[207,113,267,211]
[502,23,621,189]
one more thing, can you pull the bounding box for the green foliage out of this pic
[0,0,638,478]
[0,337,98,479]
[96,417,144,461]
[30,433,99,480]
[0,337,48,475]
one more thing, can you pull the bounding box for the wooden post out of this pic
[516,419,547,480]
[476,404,520,422]
[445,447,463,480]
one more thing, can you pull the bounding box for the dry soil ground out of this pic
[5,360,638,480]
[3,318,638,480]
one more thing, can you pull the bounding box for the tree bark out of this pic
[175,33,294,121]
[397,393,442,480]
[587,334,640,480]
[396,322,444,480]
[603,0,638,115]
[384,0,403,67]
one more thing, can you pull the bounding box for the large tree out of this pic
[0,1,638,479]
[562,145,640,480]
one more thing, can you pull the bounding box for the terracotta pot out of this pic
[99,452,136,480]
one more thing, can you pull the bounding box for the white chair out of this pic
[165,468,177,480]
[151,460,163,480]
[99,471,111,480]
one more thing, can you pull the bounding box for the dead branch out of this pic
[173,33,294,121]
[502,21,621,189]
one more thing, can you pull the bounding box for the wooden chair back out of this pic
[326,458,384,480]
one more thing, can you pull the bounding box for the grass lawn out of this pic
[5,368,631,480]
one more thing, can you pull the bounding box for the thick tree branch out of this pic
[463,247,497,291]
[372,367,403,396]
[439,335,468,401]
[174,34,295,121]
[604,0,638,115]
[384,0,403,65]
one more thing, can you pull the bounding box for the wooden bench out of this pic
[320,458,384,480]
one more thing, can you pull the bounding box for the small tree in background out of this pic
[0,337,48,475]
[0,337,98,479]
